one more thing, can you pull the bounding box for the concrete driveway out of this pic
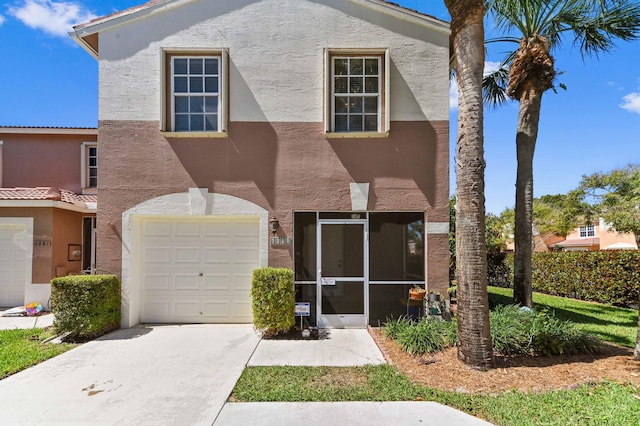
[0,324,260,426]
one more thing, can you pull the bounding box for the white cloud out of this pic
[450,61,503,110]
[0,14,6,26]
[620,92,640,114]
[9,0,96,37]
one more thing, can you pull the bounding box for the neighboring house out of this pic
[0,127,98,308]
[70,0,450,328]
[551,220,638,251]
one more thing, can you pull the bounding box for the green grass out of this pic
[231,365,640,426]
[488,286,638,347]
[0,328,76,379]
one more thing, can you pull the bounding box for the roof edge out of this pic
[0,127,98,135]
[70,0,450,57]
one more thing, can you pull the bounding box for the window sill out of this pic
[81,188,97,195]
[162,131,228,139]
[325,131,389,139]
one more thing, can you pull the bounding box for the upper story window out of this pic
[81,142,97,193]
[325,49,390,137]
[579,224,596,238]
[163,50,228,136]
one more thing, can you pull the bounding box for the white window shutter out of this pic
[324,48,331,133]
[221,49,229,133]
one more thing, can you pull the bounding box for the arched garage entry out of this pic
[121,189,268,327]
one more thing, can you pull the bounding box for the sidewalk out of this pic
[0,310,54,330]
[216,329,493,425]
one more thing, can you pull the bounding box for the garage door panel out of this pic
[203,274,231,290]
[174,275,201,290]
[143,247,171,263]
[140,216,259,324]
[142,274,171,291]
[174,247,201,263]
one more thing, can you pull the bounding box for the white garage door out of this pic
[140,216,260,323]
[0,223,29,307]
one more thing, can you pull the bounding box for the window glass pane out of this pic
[364,115,378,131]
[334,59,348,75]
[335,97,348,114]
[175,96,189,113]
[190,114,204,131]
[174,58,188,74]
[190,76,203,93]
[175,115,189,131]
[190,96,204,113]
[369,212,425,281]
[89,158,97,167]
[294,212,316,281]
[365,77,378,93]
[350,58,363,75]
[205,114,218,131]
[189,58,203,74]
[89,177,97,187]
[349,115,363,131]
[350,97,363,114]
[369,284,419,326]
[174,76,188,93]
[364,97,377,113]
[204,96,218,113]
[334,77,347,93]
[89,147,97,156]
[205,77,218,93]
[365,58,379,75]
[349,77,363,94]
[89,169,97,177]
[335,115,348,132]
[204,58,218,75]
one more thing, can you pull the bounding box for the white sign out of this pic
[321,277,336,286]
[295,302,311,317]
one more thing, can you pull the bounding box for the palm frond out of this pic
[482,66,510,108]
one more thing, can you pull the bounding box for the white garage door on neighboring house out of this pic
[139,216,260,323]
[0,222,30,308]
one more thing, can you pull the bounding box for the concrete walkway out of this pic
[0,310,54,330]
[0,325,260,426]
[0,323,491,425]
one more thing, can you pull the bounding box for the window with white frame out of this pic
[81,142,97,192]
[164,51,227,134]
[326,50,389,134]
[579,224,595,238]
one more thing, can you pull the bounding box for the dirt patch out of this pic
[370,328,640,394]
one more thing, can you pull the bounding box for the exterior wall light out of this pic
[269,216,279,235]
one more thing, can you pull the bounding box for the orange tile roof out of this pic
[0,187,97,209]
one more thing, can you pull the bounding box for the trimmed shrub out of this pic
[488,251,640,307]
[251,267,295,337]
[51,275,120,341]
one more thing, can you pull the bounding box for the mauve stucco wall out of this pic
[97,120,449,289]
[52,209,88,277]
[1,133,96,193]
[97,0,449,123]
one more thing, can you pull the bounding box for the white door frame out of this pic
[316,218,368,328]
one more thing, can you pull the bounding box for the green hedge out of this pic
[51,275,121,341]
[489,251,640,307]
[251,267,295,337]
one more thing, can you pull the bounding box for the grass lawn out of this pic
[0,328,76,379]
[232,290,640,425]
[488,286,638,348]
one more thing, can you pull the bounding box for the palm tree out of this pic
[445,0,495,371]
[483,0,640,307]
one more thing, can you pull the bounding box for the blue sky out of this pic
[1,0,639,214]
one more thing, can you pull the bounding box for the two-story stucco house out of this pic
[70,0,450,328]
[0,127,98,308]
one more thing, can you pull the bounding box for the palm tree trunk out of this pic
[513,86,543,309]
[445,0,494,371]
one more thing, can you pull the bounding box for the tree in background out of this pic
[445,0,494,371]
[569,164,640,359]
[483,0,640,308]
